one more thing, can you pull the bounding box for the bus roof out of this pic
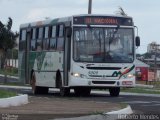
[20,16,72,29]
[20,14,133,29]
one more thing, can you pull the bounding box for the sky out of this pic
[0,0,160,54]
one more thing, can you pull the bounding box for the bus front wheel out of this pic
[60,87,70,96]
[58,74,70,96]
[109,87,120,97]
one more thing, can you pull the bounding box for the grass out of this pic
[0,89,17,98]
[120,80,160,94]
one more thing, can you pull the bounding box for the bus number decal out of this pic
[88,71,98,75]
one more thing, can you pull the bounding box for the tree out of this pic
[0,17,19,69]
[115,7,128,16]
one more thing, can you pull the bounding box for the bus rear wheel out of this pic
[109,87,120,97]
[30,71,37,94]
[30,71,48,94]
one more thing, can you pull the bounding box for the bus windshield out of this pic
[73,27,134,63]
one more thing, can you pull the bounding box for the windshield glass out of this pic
[73,27,134,63]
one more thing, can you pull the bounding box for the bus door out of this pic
[63,27,72,86]
[25,27,31,84]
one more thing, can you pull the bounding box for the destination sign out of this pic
[73,16,133,26]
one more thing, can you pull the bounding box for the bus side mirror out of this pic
[136,36,140,47]
[66,27,72,38]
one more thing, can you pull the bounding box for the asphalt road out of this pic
[92,93,160,114]
[1,85,160,115]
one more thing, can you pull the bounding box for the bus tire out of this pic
[57,72,70,96]
[30,71,48,94]
[109,87,120,97]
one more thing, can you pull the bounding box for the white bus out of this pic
[19,14,140,96]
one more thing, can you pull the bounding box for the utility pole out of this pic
[88,0,92,14]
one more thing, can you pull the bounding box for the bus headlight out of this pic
[73,73,80,77]
[122,74,135,79]
[127,74,135,78]
[72,73,86,78]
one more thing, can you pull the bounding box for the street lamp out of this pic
[88,0,92,14]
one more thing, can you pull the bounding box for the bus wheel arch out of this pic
[30,69,49,94]
[56,70,70,96]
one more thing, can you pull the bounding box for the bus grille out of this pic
[86,67,121,70]
[92,81,116,84]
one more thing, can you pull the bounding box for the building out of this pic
[134,59,150,81]
[136,42,160,81]
[147,42,160,53]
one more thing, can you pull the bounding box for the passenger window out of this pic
[38,27,43,39]
[59,25,64,37]
[50,38,56,50]
[44,27,49,39]
[57,38,64,51]
[36,39,42,51]
[30,28,36,51]
[31,40,36,51]
[51,26,56,38]
[43,39,50,50]
[19,29,27,51]
[21,30,26,41]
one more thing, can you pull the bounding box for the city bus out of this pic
[19,14,140,96]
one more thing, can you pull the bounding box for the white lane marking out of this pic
[123,101,151,104]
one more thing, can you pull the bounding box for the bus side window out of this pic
[30,28,36,51]
[57,25,64,51]
[43,26,50,50]
[50,26,57,50]
[19,29,26,51]
[36,27,43,51]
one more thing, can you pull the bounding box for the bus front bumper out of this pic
[69,76,135,88]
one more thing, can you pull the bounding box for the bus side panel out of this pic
[29,51,63,88]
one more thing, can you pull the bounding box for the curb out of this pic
[0,94,28,108]
[105,105,133,114]
[0,74,18,79]
[53,106,133,120]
